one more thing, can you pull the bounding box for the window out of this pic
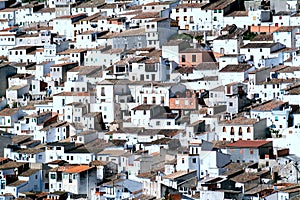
[250,149,254,154]
[230,127,234,135]
[184,16,187,21]
[50,174,56,179]
[275,116,279,121]
[190,16,194,23]
[101,87,105,96]
[184,99,189,105]
[152,97,156,104]
[176,8,179,12]
[238,127,242,136]
[222,127,226,132]
[229,102,233,107]
[167,122,171,126]
[181,55,186,62]
[192,54,196,62]
[192,158,196,163]
[182,158,185,163]
[247,127,251,133]
[183,8,187,12]
[156,121,160,126]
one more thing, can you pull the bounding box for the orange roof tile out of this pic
[226,140,271,148]
[63,165,94,173]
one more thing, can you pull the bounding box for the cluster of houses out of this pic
[0,0,300,199]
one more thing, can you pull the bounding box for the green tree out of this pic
[195,35,204,43]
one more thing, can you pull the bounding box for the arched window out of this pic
[239,127,243,136]
[222,127,226,132]
[230,127,234,135]
[247,127,251,133]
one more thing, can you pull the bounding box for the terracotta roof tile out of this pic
[226,140,271,148]
[219,116,259,125]
[251,100,287,111]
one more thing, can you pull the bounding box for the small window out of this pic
[250,149,254,154]
[222,127,226,132]
[247,127,251,133]
[192,54,196,62]
[181,55,186,62]
[50,174,56,179]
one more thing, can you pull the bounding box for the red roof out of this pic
[226,140,272,148]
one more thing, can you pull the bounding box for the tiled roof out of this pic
[90,160,106,166]
[163,170,195,179]
[175,3,207,9]
[241,42,280,49]
[53,92,90,96]
[0,161,27,170]
[148,17,168,22]
[219,64,252,72]
[53,165,94,173]
[230,172,260,183]
[100,3,126,9]
[0,157,8,162]
[180,48,205,53]
[131,104,153,110]
[195,62,219,70]
[274,26,295,32]
[7,180,27,187]
[0,108,19,116]
[219,116,259,125]
[226,140,271,148]
[203,0,235,10]
[19,169,40,177]
[55,13,86,20]
[97,149,126,156]
[251,34,273,41]
[112,28,145,37]
[251,100,287,111]
[131,12,160,19]
[35,8,55,13]
[257,78,299,85]
[64,165,93,173]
